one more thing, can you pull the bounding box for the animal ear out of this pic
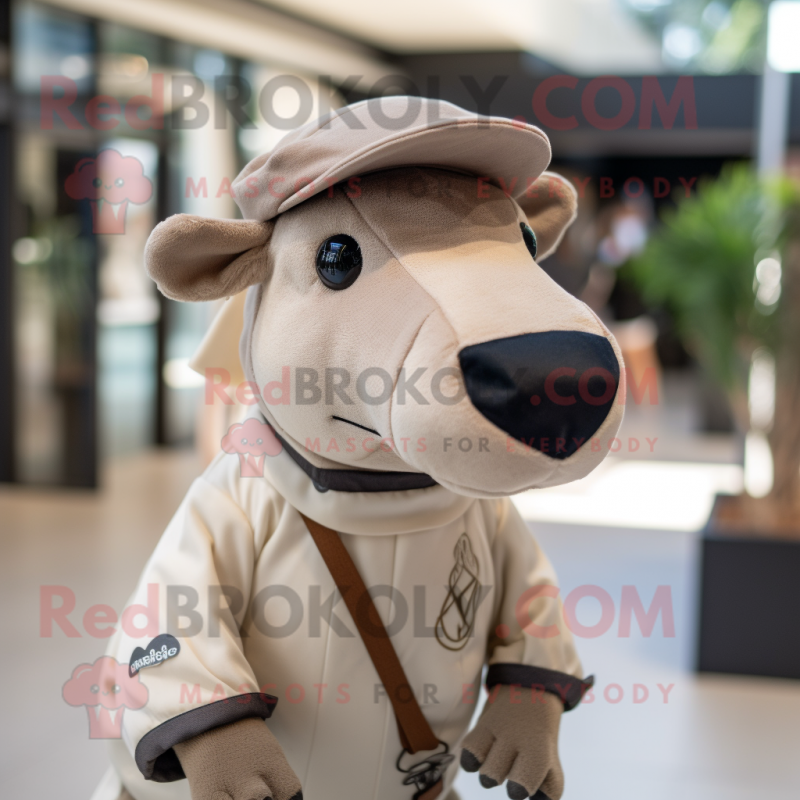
[145,214,273,301]
[517,171,578,261]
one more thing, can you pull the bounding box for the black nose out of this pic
[459,331,620,459]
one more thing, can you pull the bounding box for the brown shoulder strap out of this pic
[299,512,439,755]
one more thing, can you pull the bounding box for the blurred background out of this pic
[0,1,799,799]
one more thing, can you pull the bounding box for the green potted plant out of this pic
[623,164,800,679]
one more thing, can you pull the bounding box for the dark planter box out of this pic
[697,497,800,679]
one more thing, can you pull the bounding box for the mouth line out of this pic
[331,415,381,437]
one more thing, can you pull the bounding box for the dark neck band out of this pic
[270,424,437,493]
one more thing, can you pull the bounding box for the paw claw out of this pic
[507,781,529,800]
[479,775,499,789]
[460,750,482,773]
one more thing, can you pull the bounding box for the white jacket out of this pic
[102,417,586,800]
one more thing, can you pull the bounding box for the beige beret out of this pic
[231,96,552,221]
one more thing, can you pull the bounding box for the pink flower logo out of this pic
[64,149,153,234]
[222,418,283,477]
[62,656,148,739]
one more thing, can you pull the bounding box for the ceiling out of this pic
[258,0,665,74]
[49,0,665,76]
[46,0,392,82]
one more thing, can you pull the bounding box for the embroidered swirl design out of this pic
[435,533,481,651]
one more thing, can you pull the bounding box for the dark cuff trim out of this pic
[135,692,277,782]
[486,664,594,712]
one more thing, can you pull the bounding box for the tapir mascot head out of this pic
[146,97,624,497]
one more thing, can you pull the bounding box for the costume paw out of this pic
[174,717,302,800]
[460,686,564,800]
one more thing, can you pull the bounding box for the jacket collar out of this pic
[255,413,474,535]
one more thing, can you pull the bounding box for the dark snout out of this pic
[459,331,620,459]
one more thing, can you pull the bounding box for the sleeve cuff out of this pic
[134,692,278,782]
[485,663,594,712]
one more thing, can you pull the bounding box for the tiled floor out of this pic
[1,446,799,800]
[0,450,204,800]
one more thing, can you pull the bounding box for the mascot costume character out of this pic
[95,97,624,800]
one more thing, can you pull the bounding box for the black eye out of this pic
[316,234,362,290]
[520,222,537,261]
[115,178,124,187]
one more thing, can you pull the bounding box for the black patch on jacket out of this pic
[129,634,181,678]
